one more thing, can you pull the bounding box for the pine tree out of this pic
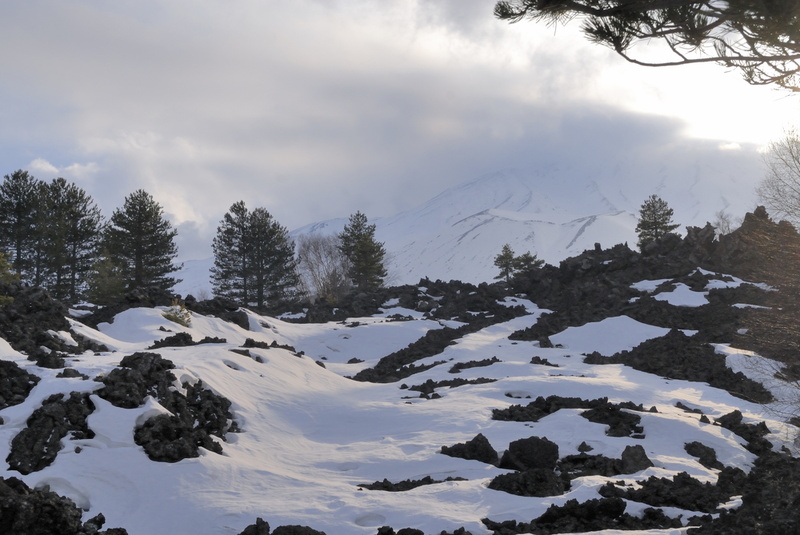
[338,211,387,290]
[211,202,299,308]
[0,170,45,280]
[103,190,181,292]
[85,253,127,306]
[636,194,680,249]
[211,201,251,304]
[494,244,543,283]
[494,244,516,283]
[512,251,544,275]
[0,252,18,306]
[247,207,298,308]
[41,178,103,302]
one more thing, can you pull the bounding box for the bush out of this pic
[162,298,191,327]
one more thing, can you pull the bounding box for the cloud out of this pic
[0,0,786,262]
[27,158,59,175]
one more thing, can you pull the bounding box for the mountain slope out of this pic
[289,159,759,286]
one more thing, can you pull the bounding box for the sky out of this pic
[1,0,800,260]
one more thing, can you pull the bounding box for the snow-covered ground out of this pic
[0,271,796,535]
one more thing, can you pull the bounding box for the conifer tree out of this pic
[248,207,298,307]
[41,178,103,302]
[85,253,127,306]
[0,170,45,280]
[338,211,387,290]
[103,190,181,292]
[211,201,251,304]
[636,194,680,249]
[494,244,516,283]
[0,252,18,306]
[494,244,544,283]
[211,202,298,308]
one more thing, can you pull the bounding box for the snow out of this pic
[0,271,797,535]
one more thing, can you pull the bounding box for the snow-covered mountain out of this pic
[177,152,761,296]
[290,159,760,286]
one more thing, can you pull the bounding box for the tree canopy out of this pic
[211,201,298,308]
[0,170,44,279]
[636,194,680,248]
[338,211,387,291]
[495,0,800,91]
[103,189,181,292]
[494,243,544,283]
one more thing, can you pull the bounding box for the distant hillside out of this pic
[290,158,760,285]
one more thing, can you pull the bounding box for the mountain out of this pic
[177,151,761,296]
[290,158,760,286]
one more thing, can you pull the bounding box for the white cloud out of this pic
[27,158,59,175]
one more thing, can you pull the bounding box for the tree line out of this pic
[0,169,388,307]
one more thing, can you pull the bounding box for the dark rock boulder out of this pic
[498,436,559,472]
[0,359,40,410]
[714,410,773,455]
[688,451,800,534]
[6,392,95,475]
[488,468,568,497]
[619,445,654,473]
[580,405,644,438]
[272,526,327,535]
[584,330,773,404]
[239,518,271,535]
[558,445,653,479]
[440,433,498,465]
[599,471,730,513]
[0,476,82,534]
[358,476,466,492]
[97,352,176,409]
[185,296,250,330]
[483,497,682,534]
[0,283,73,355]
[685,441,724,470]
[97,352,238,462]
[0,476,128,534]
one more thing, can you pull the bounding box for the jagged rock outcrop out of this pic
[96,352,238,462]
[358,475,467,492]
[488,469,568,498]
[0,476,128,535]
[482,497,682,534]
[0,360,40,410]
[584,330,773,404]
[0,283,72,356]
[184,295,250,330]
[440,433,498,465]
[498,436,559,472]
[6,392,95,475]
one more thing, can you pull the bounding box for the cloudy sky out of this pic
[1,0,799,260]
